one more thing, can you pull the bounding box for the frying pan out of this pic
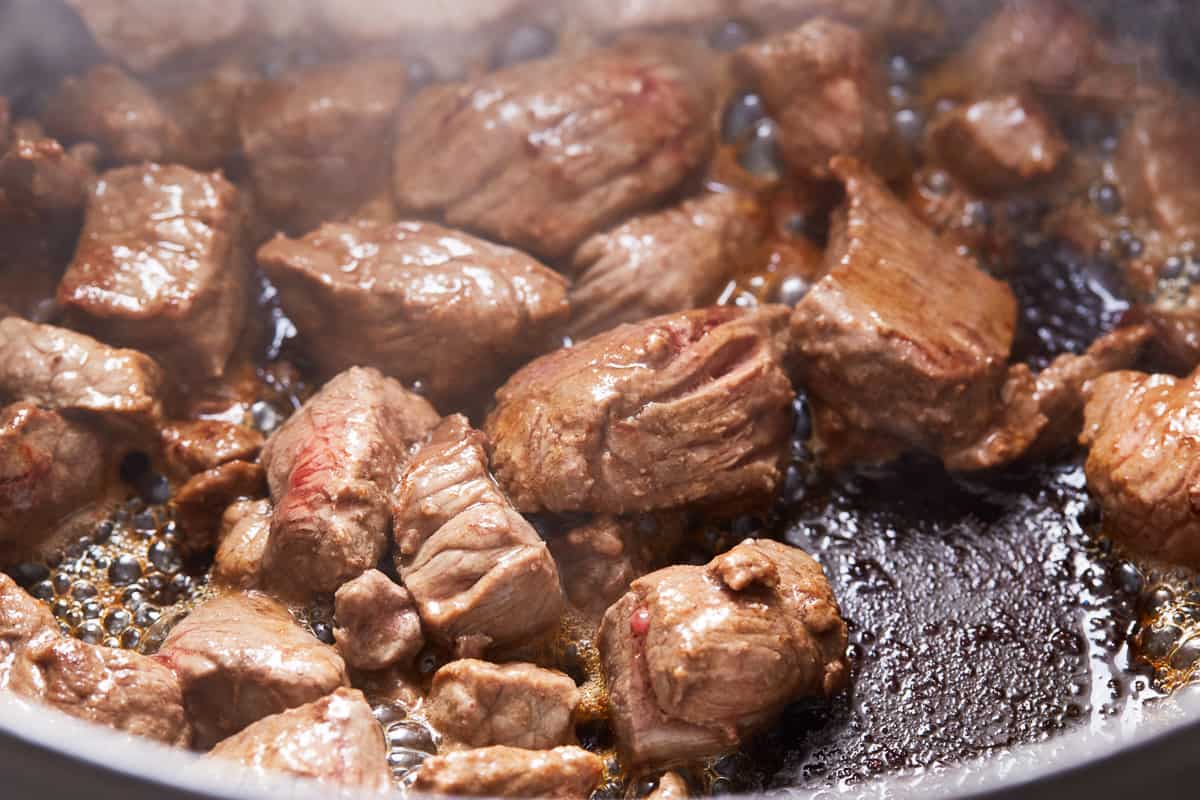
[2,0,1200,798]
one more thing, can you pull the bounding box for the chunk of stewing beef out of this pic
[173,460,268,556]
[0,129,92,220]
[392,415,563,656]
[598,539,848,767]
[392,39,716,260]
[413,745,604,798]
[160,420,264,480]
[427,659,580,751]
[734,18,895,180]
[155,591,349,748]
[332,569,424,672]
[0,573,58,687]
[257,220,569,405]
[486,306,794,514]
[0,402,109,560]
[208,688,390,791]
[0,317,165,427]
[929,94,1067,194]
[57,164,248,379]
[1116,103,1200,245]
[212,498,272,590]
[790,157,1017,469]
[1080,369,1200,567]
[238,59,409,234]
[569,192,765,340]
[260,367,440,594]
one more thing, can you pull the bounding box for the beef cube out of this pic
[426,659,580,750]
[0,402,109,559]
[598,540,848,767]
[734,18,894,179]
[392,40,716,260]
[1116,102,1200,243]
[155,591,349,748]
[413,745,603,798]
[238,59,409,234]
[790,157,1017,469]
[10,635,191,747]
[208,687,390,791]
[212,498,272,590]
[0,132,92,219]
[160,420,264,479]
[173,460,267,556]
[257,220,569,405]
[486,306,794,514]
[162,64,257,170]
[392,415,563,656]
[0,317,165,427]
[58,164,248,379]
[260,367,439,594]
[0,573,58,687]
[549,515,684,619]
[1081,369,1200,567]
[332,569,424,672]
[569,192,765,340]
[929,94,1067,194]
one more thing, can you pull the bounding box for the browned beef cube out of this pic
[486,306,794,514]
[155,591,349,748]
[160,419,264,479]
[10,635,192,747]
[392,415,564,656]
[392,40,716,260]
[598,540,848,767]
[0,402,109,560]
[413,745,603,798]
[239,59,409,234]
[260,367,439,594]
[208,687,391,791]
[212,498,272,590]
[1080,369,1200,567]
[0,573,58,687]
[790,157,1017,469]
[257,220,569,405]
[929,94,1067,194]
[0,317,165,426]
[569,192,765,340]
[58,164,248,379]
[0,132,92,219]
[1116,103,1200,243]
[734,18,894,179]
[173,460,267,556]
[332,569,424,672]
[161,65,257,169]
[427,659,580,750]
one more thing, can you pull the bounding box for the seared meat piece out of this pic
[238,59,408,234]
[58,164,247,379]
[212,498,272,590]
[0,573,58,686]
[486,306,794,514]
[1116,103,1200,244]
[413,745,603,798]
[162,65,256,170]
[930,0,1099,98]
[0,317,164,426]
[549,515,684,619]
[734,18,894,179]
[929,94,1067,194]
[569,192,765,340]
[160,420,264,479]
[392,415,563,656]
[258,220,569,404]
[598,539,848,767]
[10,635,191,747]
[155,591,349,748]
[648,772,689,800]
[332,569,424,672]
[0,403,108,559]
[1080,369,1200,567]
[208,687,390,791]
[261,367,440,594]
[0,131,92,218]
[173,460,268,556]
[791,157,1017,469]
[426,659,580,750]
[392,40,716,259]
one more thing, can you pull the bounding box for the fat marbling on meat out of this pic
[486,306,794,514]
[58,163,248,379]
[392,39,716,259]
[599,539,848,767]
[260,367,440,594]
[257,220,569,405]
[392,415,563,656]
[208,687,390,792]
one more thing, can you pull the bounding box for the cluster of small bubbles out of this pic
[384,717,438,782]
[1135,580,1200,688]
[1153,245,1200,306]
[885,53,923,147]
